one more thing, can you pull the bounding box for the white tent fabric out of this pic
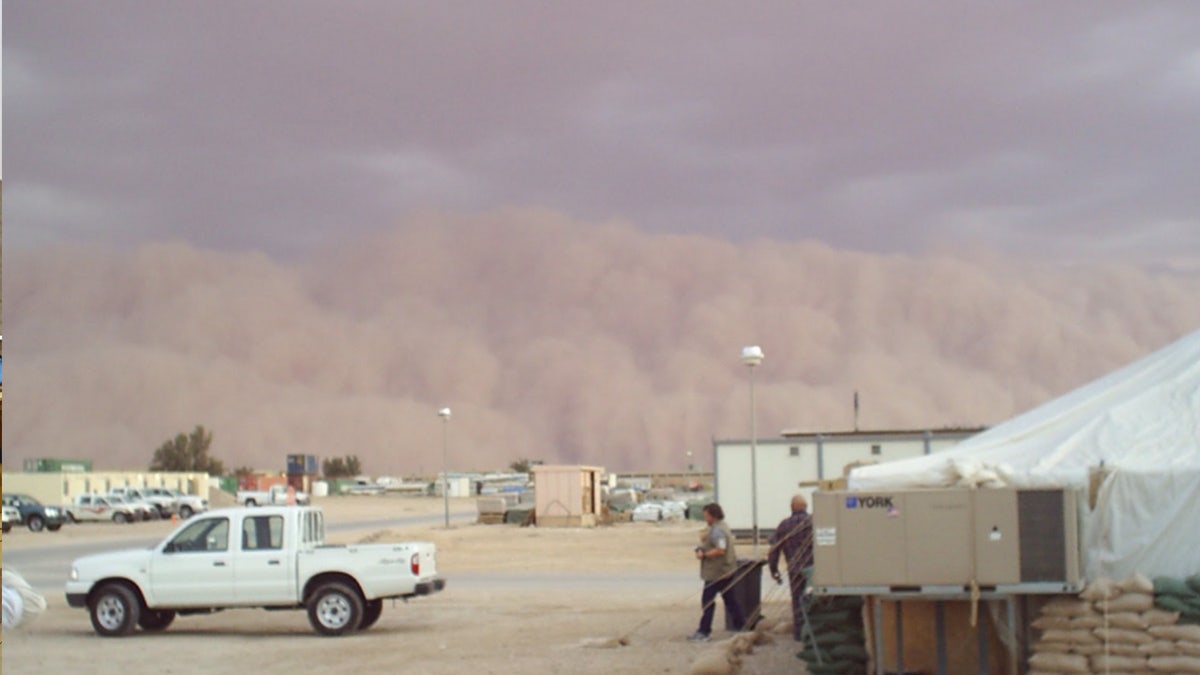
[848,329,1200,579]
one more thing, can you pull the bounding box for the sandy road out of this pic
[2,495,804,673]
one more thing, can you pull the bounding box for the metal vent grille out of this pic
[1018,489,1067,582]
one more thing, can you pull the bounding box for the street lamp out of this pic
[438,407,452,528]
[741,345,764,556]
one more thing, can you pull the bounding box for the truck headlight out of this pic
[70,567,79,581]
[46,507,59,517]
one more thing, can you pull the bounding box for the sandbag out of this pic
[805,663,859,675]
[1081,577,1123,601]
[1147,654,1200,673]
[1042,628,1100,645]
[1154,593,1200,619]
[1070,614,1103,629]
[1094,626,1155,645]
[829,643,869,661]
[1031,640,1072,653]
[1091,653,1150,672]
[1106,611,1150,630]
[1179,641,1200,657]
[1101,592,1156,613]
[1119,573,1156,594]
[1027,651,1089,673]
[1072,643,1105,655]
[813,630,856,647]
[1139,640,1182,656]
[1154,576,1196,598]
[1149,623,1200,642]
[1106,642,1145,657]
[1032,615,1074,631]
[1043,598,1097,617]
[1143,609,1182,626]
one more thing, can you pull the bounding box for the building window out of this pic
[871,444,882,456]
[790,446,800,457]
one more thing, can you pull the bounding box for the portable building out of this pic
[532,465,604,527]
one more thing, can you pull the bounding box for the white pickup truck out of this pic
[237,484,310,507]
[65,506,444,637]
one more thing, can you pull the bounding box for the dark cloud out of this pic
[5,2,1199,260]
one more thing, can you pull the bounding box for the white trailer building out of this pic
[713,427,984,539]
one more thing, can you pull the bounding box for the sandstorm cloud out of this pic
[6,210,1199,474]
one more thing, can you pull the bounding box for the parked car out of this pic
[3,505,20,533]
[111,487,176,519]
[161,488,208,519]
[237,484,310,507]
[67,494,139,524]
[107,492,159,520]
[65,505,444,636]
[2,493,67,532]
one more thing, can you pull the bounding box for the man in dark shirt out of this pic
[768,494,814,641]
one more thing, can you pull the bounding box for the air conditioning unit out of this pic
[812,488,1081,594]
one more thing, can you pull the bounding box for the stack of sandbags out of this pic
[1154,575,1200,624]
[1029,574,1200,674]
[797,595,868,674]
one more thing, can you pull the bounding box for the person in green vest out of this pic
[688,502,743,641]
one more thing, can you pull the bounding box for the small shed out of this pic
[532,465,604,527]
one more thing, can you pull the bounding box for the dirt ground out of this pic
[2,495,806,674]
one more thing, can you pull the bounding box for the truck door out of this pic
[149,515,234,606]
[234,513,295,604]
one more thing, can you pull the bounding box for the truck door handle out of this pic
[268,560,281,566]
[213,561,227,567]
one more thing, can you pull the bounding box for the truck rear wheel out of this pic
[89,583,141,637]
[307,582,363,636]
[27,515,45,532]
[179,505,194,519]
[138,609,176,632]
[113,512,129,524]
[360,599,383,630]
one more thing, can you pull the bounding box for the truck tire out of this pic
[113,512,129,524]
[89,583,141,637]
[47,523,63,532]
[2,522,11,533]
[360,599,383,630]
[179,505,194,519]
[138,609,176,632]
[307,582,363,636]
[68,512,79,523]
[244,499,257,507]
[27,515,46,532]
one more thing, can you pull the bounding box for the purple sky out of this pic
[5,2,1200,261]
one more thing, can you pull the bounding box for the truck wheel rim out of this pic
[317,594,351,629]
[96,595,126,630]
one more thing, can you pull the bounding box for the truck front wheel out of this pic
[179,505,194,519]
[307,582,363,636]
[89,583,141,637]
[360,599,383,630]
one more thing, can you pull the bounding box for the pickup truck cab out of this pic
[67,494,139,524]
[237,484,310,507]
[65,506,444,637]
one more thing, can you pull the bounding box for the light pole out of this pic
[438,407,451,528]
[741,345,764,556]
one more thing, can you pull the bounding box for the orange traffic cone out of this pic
[171,513,179,525]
